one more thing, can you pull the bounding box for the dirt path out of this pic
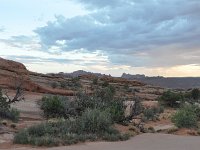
[5,133,200,150]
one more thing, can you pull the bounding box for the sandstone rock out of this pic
[0,57,74,96]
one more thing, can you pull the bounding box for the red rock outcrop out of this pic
[0,57,74,96]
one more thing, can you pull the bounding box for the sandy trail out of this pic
[5,133,200,150]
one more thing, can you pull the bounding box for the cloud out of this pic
[0,26,5,32]
[0,35,41,50]
[34,0,200,68]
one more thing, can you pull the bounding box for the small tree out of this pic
[0,77,24,122]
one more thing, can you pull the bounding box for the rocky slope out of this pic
[0,57,164,101]
[0,57,74,95]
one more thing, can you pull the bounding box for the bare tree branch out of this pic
[2,75,25,105]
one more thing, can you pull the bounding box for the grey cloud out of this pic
[35,0,200,67]
[0,35,40,50]
[3,55,106,66]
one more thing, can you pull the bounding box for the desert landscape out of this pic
[1,57,200,150]
[1,0,200,149]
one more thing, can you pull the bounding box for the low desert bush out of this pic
[0,108,20,122]
[76,87,125,123]
[14,109,129,147]
[78,108,112,134]
[60,81,68,89]
[92,77,98,85]
[40,96,78,119]
[0,89,20,122]
[158,90,184,108]
[51,82,58,89]
[172,105,198,128]
[143,106,163,121]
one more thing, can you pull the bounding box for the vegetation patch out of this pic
[0,89,20,122]
[14,109,130,146]
[172,105,198,128]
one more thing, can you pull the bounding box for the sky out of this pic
[0,0,200,77]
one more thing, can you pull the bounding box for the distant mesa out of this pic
[121,73,200,89]
[48,70,106,78]
[121,73,146,79]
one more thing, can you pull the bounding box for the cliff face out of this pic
[0,57,74,96]
[0,57,29,89]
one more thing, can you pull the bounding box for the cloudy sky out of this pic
[0,0,200,77]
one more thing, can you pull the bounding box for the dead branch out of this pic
[3,75,25,104]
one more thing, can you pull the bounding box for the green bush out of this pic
[191,88,200,100]
[51,82,58,89]
[76,88,125,123]
[71,77,81,87]
[40,96,78,119]
[172,105,198,128]
[78,109,112,134]
[13,130,29,144]
[60,81,68,89]
[132,96,143,117]
[102,80,109,87]
[40,96,65,118]
[143,108,156,121]
[92,77,98,85]
[14,108,129,147]
[159,90,184,108]
[143,106,164,121]
[108,99,125,123]
[0,108,20,122]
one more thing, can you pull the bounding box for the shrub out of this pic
[108,99,125,123]
[78,108,112,134]
[0,89,9,110]
[124,84,129,91]
[40,96,77,119]
[131,96,143,118]
[60,81,68,89]
[71,77,81,87]
[51,82,58,89]
[13,129,29,144]
[92,77,98,85]
[76,88,125,123]
[172,105,198,128]
[14,109,129,147]
[102,80,109,87]
[159,90,184,108]
[143,106,163,121]
[191,88,200,100]
[191,105,200,119]
[0,108,20,122]
[32,136,59,147]
[143,108,157,121]
[40,96,65,118]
